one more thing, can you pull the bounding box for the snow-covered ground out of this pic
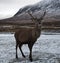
[0,32,60,63]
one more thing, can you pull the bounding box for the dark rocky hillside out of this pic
[0,0,60,28]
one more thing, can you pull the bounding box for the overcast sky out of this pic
[0,0,42,19]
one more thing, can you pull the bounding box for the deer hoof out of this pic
[16,56,18,59]
[30,58,33,62]
[23,55,26,58]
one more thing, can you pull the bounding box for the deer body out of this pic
[14,11,46,61]
[15,26,41,61]
[15,27,40,44]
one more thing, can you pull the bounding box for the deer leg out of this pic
[28,44,33,62]
[19,44,26,58]
[16,43,18,59]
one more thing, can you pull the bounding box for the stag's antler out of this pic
[27,11,35,20]
[39,10,46,20]
[27,10,46,22]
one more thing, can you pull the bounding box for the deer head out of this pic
[27,10,46,38]
[27,10,46,28]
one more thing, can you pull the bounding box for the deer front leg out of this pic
[28,44,33,62]
[16,43,18,59]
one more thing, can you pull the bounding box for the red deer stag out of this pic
[14,11,46,61]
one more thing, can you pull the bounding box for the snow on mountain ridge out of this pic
[13,0,60,21]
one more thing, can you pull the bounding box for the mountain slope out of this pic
[0,0,60,27]
[14,0,60,21]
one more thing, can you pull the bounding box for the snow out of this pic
[39,34,60,53]
[0,33,60,63]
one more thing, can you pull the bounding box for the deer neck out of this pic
[35,24,41,38]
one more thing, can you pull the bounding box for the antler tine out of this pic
[27,11,35,19]
[43,10,46,16]
[39,10,46,20]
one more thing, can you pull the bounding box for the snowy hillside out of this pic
[14,0,60,20]
[0,0,60,26]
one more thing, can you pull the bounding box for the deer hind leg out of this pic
[19,44,26,58]
[28,43,33,62]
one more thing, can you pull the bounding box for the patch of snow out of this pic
[0,33,60,63]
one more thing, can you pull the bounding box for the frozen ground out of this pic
[0,32,60,63]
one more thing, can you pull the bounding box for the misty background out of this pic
[0,0,41,19]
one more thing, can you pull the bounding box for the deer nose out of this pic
[39,22,41,24]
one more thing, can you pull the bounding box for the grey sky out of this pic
[0,0,42,19]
